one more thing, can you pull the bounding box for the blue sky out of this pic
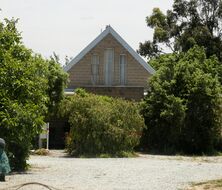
[1,0,174,64]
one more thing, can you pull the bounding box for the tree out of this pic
[0,18,68,170]
[141,46,222,154]
[47,53,68,117]
[138,0,222,61]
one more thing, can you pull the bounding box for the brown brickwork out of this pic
[67,33,151,100]
[67,34,151,88]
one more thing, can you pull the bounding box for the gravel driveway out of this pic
[1,150,222,190]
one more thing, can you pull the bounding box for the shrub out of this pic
[141,46,222,154]
[60,90,145,156]
[7,141,30,171]
[215,137,222,152]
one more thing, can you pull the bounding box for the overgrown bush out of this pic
[141,46,222,154]
[60,89,145,157]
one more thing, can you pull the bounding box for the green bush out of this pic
[141,46,222,154]
[7,141,30,171]
[60,90,145,156]
[215,137,222,152]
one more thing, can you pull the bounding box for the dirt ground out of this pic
[1,150,222,190]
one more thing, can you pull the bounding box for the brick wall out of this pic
[67,34,151,89]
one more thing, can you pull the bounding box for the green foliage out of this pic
[139,0,222,61]
[60,90,145,157]
[0,18,67,170]
[46,53,68,117]
[141,46,222,154]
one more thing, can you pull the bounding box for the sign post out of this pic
[46,122,49,150]
[39,123,50,149]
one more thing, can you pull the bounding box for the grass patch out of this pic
[69,151,138,158]
[32,148,49,156]
[139,148,222,157]
[216,152,222,156]
[187,179,222,189]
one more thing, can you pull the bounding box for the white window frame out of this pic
[91,54,99,85]
[104,48,114,86]
[119,54,126,85]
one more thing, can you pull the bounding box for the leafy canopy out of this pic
[141,46,222,154]
[138,0,222,61]
[0,18,68,170]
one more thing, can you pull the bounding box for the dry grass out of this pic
[32,148,50,156]
[187,179,222,190]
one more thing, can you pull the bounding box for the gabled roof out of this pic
[64,25,155,74]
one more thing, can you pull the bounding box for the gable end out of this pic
[64,26,155,75]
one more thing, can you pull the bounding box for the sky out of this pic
[1,0,174,64]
